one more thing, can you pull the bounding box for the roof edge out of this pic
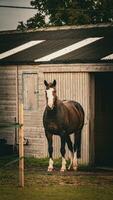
[0,23,113,35]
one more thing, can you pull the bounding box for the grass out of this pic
[0,185,113,200]
[0,156,113,200]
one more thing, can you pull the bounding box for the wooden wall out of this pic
[0,66,17,145]
[17,65,45,158]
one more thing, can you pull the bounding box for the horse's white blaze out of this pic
[46,88,54,108]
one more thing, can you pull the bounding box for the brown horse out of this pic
[43,80,84,171]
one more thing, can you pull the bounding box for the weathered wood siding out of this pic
[18,66,45,158]
[0,66,16,144]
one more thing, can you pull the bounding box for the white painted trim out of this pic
[0,40,45,60]
[101,53,113,60]
[35,37,103,62]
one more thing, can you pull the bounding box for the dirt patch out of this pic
[0,157,113,187]
[24,166,113,187]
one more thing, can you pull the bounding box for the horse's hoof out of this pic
[68,164,73,171]
[47,168,54,172]
[60,168,66,172]
[73,166,78,171]
[73,159,78,171]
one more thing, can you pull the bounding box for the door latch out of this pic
[34,90,39,94]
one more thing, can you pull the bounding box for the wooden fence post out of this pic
[19,103,24,187]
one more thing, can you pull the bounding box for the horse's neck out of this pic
[46,106,57,117]
[46,98,63,116]
[56,98,62,105]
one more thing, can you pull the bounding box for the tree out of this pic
[26,13,45,29]
[30,0,91,26]
[86,0,113,24]
[17,21,27,32]
[17,0,113,30]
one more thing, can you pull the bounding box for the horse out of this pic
[43,80,84,172]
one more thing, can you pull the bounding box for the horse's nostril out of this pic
[50,106,54,110]
[47,105,54,110]
[51,106,54,110]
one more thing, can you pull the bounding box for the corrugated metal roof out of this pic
[0,25,113,64]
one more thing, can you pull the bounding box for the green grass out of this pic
[0,156,113,200]
[0,185,113,200]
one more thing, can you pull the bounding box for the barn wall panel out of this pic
[18,66,45,158]
[41,72,90,164]
[0,66,17,144]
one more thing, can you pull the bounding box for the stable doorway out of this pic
[95,72,113,167]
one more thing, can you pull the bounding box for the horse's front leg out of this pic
[45,132,54,172]
[60,134,66,172]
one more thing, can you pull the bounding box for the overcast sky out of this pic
[0,0,37,31]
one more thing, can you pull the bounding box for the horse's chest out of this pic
[43,110,64,134]
[48,121,58,129]
[45,119,60,133]
[48,120,58,130]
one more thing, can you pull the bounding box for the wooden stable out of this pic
[0,63,113,166]
[0,25,113,166]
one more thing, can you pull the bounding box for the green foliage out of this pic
[26,13,46,29]
[17,0,113,30]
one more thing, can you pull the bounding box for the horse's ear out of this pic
[44,80,49,87]
[53,80,56,87]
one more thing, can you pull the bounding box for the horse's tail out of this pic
[73,102,84,158]
[73,101,85,130]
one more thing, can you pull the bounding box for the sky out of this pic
[0,0,37,31]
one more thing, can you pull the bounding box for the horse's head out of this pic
[44,80,57,110]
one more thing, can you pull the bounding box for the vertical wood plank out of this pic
[19,103,24,187]
[23,73,38,110]
[16,66,19,145]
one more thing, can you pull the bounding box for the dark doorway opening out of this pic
[95,72,113,167]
